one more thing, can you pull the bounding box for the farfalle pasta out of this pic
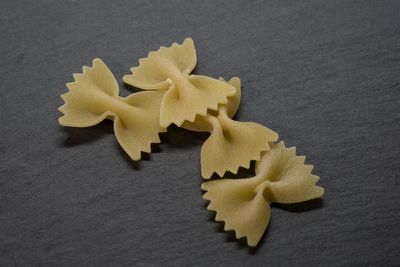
[202,141,324,247]
[123,38,236,127]
[58,58,166,160]
[58,38,325,249]
[183,77,278,178]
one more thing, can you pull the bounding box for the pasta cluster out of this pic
[58,38,324,247]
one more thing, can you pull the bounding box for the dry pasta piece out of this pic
[202,141,324,246]
[58,58,166,160]
[182,77,278,178]
[223,77,241,119]
[182,77,241,133]
[123,38,236,128]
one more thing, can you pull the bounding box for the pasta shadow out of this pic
[272,198,324,213]
[161,125,209,148]
[204,208,268,254]
[59,120,114,147]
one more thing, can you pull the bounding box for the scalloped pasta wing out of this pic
[159,75,236,127]
[59,58,119,127]
[201,111,278,178]
[114,91,166,160]
[123,38,197,90]
[256,142,324,203]
[202,178,270,246]
[182,76,242,133]
[223,77,241,118]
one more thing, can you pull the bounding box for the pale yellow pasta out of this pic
[182,77,241,132]
[58,58,166,161]
[123,38,236,128]
[202,141,324,246]
[182,77,278,178]
[222,77,241,119]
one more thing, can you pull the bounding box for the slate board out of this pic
[1,0,399,266]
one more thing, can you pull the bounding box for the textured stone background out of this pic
[1,0,399,266]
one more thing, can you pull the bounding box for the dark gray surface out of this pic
[1,0,400,266]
